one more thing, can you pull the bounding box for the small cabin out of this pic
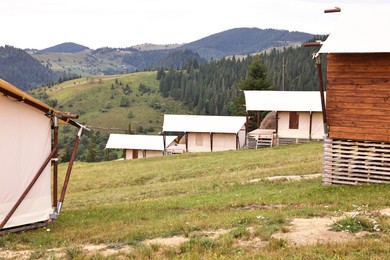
[244,91,324,145]
[317,6,390,185]
[162,114,246,153]
[105,134,178,159]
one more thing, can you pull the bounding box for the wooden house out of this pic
[244,91,324,145]
[162,114,246,153]
[0,79,85,233]
[316,6,390,185]
[105,134,178,159]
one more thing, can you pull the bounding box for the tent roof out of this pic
[0,78,59,114]
[319,6,390,53]
[163,114,246,134]
[0,78,79,127]
[106,134,177,150]
[244,91,323,112]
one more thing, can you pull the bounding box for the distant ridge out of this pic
[181,28,314,59]
[39,42,90,53]
[0,45,57,90]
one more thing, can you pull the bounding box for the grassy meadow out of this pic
[2,142,390,259]
[31,72,190,135]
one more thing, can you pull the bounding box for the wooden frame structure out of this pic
[312,6,390,185]
[0,79,87,234]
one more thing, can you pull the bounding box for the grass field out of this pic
[2,142,390,259]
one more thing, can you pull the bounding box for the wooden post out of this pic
[210,133,213,152]
[257,111,262,128]
[315,54,328,134]
[309,112,313,140]
[162,132,167,155]
[58,127,83,214]
[185,132,188,153]
[52,115,59,211]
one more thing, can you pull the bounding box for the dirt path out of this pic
[245,173,322,184]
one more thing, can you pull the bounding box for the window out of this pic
[289,112,299,129]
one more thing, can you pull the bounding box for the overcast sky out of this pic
[1,0,389,50]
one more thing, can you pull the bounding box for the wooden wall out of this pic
[326,53,390,142]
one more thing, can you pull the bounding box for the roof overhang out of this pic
[244,90,323,112]
[163,114,246,134]
[0,78,79,127]
[106,134,177,150]
[319,6,390,54]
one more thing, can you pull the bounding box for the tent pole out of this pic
[58,127,83,214]
[53,116,59,211]
[257,111,261,128]
[315,54,328,134]
[0,144,59,229]
[163,132,166,155]
[309,111,313,140]
[185,132,188,153]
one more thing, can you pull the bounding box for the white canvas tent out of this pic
[162,114,246,152]
[106,134,178,159]
[244,91,325,140]
[0,79,84,233]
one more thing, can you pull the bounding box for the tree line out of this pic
[158,43,322,117]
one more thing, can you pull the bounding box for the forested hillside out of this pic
[0,46,59,90]
[181,28,314,59]
[158,42,322,116]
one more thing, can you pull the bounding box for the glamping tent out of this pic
[244,91,324,143]
[313,6,390,185]
[105,134,178,159]
[162,114,246,153]
[0,79,86,233]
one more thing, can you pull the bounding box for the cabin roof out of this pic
[105,134,177,150]
[319,6,390,53]
[244,90,323,112]
[163,114,246,134]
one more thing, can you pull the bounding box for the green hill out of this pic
[30,71,191,161]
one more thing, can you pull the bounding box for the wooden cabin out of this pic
[162,115,246,153]
[244,91,324,145]
[317,6,390,185]
[105,134,178,159]
[0,79,84,233]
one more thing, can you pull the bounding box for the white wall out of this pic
[278,111,324,139]
[187,132,242,152]
[125,149,163,159]
[0,95,52,229]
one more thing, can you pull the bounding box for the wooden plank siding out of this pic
[326,53,390,142]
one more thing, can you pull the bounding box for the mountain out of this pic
[180,28,314,59]
[30,27,315,76]
[0,45,58,90]
[38,42,90,53]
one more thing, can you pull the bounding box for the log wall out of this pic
[326,53,390,142]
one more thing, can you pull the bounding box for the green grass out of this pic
[3,142,390,259]
[31,72,190,134]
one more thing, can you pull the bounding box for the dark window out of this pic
[289,112,299,129]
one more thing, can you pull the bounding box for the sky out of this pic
[1,0,389,50]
